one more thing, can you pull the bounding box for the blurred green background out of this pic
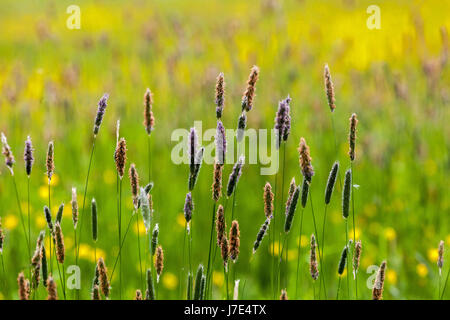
[0,0,448,300]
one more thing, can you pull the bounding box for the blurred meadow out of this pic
[0,0,449,300]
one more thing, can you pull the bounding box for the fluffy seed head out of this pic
[129,163,140,209]
[253,218,270,254]
[438,240,444,271]
[155,245,164,282]
[189,146,204,191]
[324,64,336,112]
[241,65,259,112]
[216,205,226,247]
[71,187,78,229]
[342,169,352,219]
[372,261,387,300]
[41,245,48,286]
[274,96,292,148]
[151,224,159,256]
[44,206,53,231]
[349,113,358,161]
[93,93,109,135]
[285,177,296,215]
[236,112,247,142]
[17,272,28,300]
[143,88,155,135]
[212,160,223,202]
[46,141,54,182]
[264,182,274,219]
[310,234,319,280]
[215,121,226,165]
[139,187,152,233]
[226,156,244,197]
[280,289,288,300]
[221,236,229,269]
[325,161,339,205]
[1,132,15,174]
[189,127,198,175]
[46,276,57,300]
[215,72,225,119]
[184,192,194,225]
[91,198,98,242]
[55,203,64,225]
[229,220,240,262]
[24,136,34,176]
[92,285,101,300]
[338,245,348,275]
[353,240,362,277]
[97,257,110,297]
[284,186,300,233]
[298,137,314,182]
[54,222,65,264]
[115,138,127,179]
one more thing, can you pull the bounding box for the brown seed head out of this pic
[216,205,226,246]
[144,88,155,135]
[155,245,164,280]
[280,289,288,300]
[17,272,28,300]
[215,72,225,118]
[71,187,78,229]
[46,276,58,300]
[229,220,240,262]
[353,240,362,277]
[1,132,15,174]
[438,240,444,271]
[241,66,259,112]
[135,289,142,300]
[221,236,229,269]
[285,177,296,216]
[115,138,127,179]
[54,222,65,264]
[324,64,336,112]
[92,284,101,300]
[97,257,110,297]
[298,137,314,182]
[212,160,223,202]
[46,141,54,182]
[310,234,319,280]
[129,163,140,209]
[372,261,387,300]
[263,182,274,219]
[349,113,358,161]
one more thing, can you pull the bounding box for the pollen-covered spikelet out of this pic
[1,132,15,174]
[372,261,387,300]
[115,138,127,179]
[97,257,110,298]
[324,64,336,112]
[274,96,292,148]
[438,240,444,275]
[298,137,314,182]
[46,276,57,300]
[284,186,300,233]
[285,177,296,215]
[54,222,65,264]
[155,245,164,282]
[46,141,54,182]
[221,236,229,270]
[92,284,101,300]
[212,160,223,202]
[241,66,259,112]
[44,205,53,232]
[348,113,358,161]
[184,192,193,230]
[226,156,244,197]
[253,218,270,254]
[215,121,226,165]
[24,136,34,176]
[229,220,240,262]
[93,93,109,136]
[280,289,288,300]
[216,205,226,246]
[353,240,362,278]
[151,224,159,256]
[310,234,319,280]
[129,163,140,209]
[236,112,247,142]
[215,72,225,119]
[17,272,28,300]
[264,182,274,219]
[143,88,155,135]
[71,187,78,229]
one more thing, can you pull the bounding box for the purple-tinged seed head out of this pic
[93,93,109,136]
[24,136,34,176]
[215,121,226,165]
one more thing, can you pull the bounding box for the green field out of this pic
[0,0,448,300]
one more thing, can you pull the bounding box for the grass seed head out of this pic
[115,137,127,179]
[310,234,319,280]
[46,276,57,300]
[1,132,15,174]
[216,204,226,246]
[46,141,54,182]
[229,220,240,262]
[151,223,159,256]
[241,65,259,112]
[212,160,223,202]
[97,257,110,298]
[215,72,225,119]
[284,186,300,233]
[274,95,292,148]
[54,222,65,264]
[285,177,296,215]
[236,112,247,142]
[155,245,164,282]
[353,240,362,278]
[372,261,387,300]
[325,161,339,205]
[193,264,204,300]
[134,289,142,300]
[342,169,352,219]
[280,289,288,300]
[338,245,348,275]
[18,271,28,300]
[56,202,64,225]
[41,245,48,286]
[129,163,140,209]
[44,205,53,231]
[264,182,274,219]
[184,192,194,226]
[324,64,336,112]
[349,113,358,161]
[143,88,155,135]
[92,284,101,300]
[438,240,444,272]
[189,146,204,191]
[24,135,34,176]
[221,236,229,269]
[215,120,226,165]
[71,187,78,229]
[298,137,314,182]
[93,93,109,136]
[226,156,244,197]
[253,218,270,254]
[91,198,98,242]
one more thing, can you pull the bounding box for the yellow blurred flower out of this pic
[416,263,428,278]
[103,169,115,185]
[78,243,105,262]
[296,235,308,248]
[270,241,281,256]
[213,270,224,287]
[39,185,49,199]
[162,272,178,290]
[43,173,59,186]
[446,235,450,246]
[354,227,361,240]
[384,227,396,241]
[177,213,186,228]
[428,248,438,263]
[387,270,397,285]
[36,215,46,229]
[3,214,18,230]
[133,220,146,234]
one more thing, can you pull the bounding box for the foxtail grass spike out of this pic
[253,218,270,253]
[93,93,109,136]
[41,245,48,287]
[221,236,229,270]
[71,187,78,229]
[342,169,352,219]
[325,161,339,204]
[236,112,247,142]
[438,240,444,275]
[143,88,155,135]
[280,289,288,300]
[212,160,223,202]
[151,224,159,256]
[144,182,154,194]
[1,132,15,174]
[184,192,194,231]
[353,240,362,278]
[97,257,110,298]
[24,136,34,176]
[215,72,225,119]
[372,261,387,300]
[229,220,240,262]
[226,156,244,197]
[241,65,259,112]
[274,95,292,149]
[285,177,296,215]
[324,64,336,112]
[284,186,300,233]
[139,187,152,233]
[54,222,65,264]
[349,113,358,161]
[92,285,101,300]
[310,234,319,280]
[115,138,127,179]
[264,182,274,219]
[155,245,164,282]
[189,127,198,175]
[46,276,57,300]
[189,146,204,190]
[216,205,226,246]
[215,121,226,165]
[193,264,204,300]
[44,206,53,232]
[91,198,98,242]
[298,137,314,182]
[56,203,64,225]
[338,245,348,275]
[134,289,142,300]
[129,163,140,210]
[17,272,27,300]
[46,141,54,182]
